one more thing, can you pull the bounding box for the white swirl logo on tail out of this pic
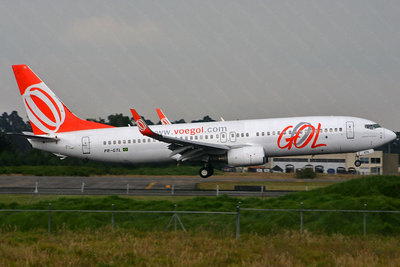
[22,82,66,134]
[136,119,147,132]
[161,118,170,125]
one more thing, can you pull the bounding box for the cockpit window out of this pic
[365,124,381,130]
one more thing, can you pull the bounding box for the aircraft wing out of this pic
[131,109,229,162]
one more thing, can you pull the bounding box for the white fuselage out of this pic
[29,116,393,165]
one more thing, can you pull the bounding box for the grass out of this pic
[196,181,337,190]
[0,229,399,266]
[1,176,400,235]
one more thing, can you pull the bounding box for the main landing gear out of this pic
[199,164,214,178]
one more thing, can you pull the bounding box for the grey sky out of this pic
[1,1,399,129]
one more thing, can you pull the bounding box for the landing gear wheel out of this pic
[199,167,214,178]
[354,160,362,167]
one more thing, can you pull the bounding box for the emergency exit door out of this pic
[346,121,354,139]
[82,136,90,154]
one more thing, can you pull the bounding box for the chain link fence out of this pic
[1,202,400,238]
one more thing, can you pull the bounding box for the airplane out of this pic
[10,64,397,178]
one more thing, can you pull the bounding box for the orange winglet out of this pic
[156,108,171,125]
[130,109,156,137]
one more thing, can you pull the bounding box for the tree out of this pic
[191,115,215,123]
[107,114,132,127]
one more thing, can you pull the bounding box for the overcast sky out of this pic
[1,1,399,129]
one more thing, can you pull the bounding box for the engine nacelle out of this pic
[227,146,266,166]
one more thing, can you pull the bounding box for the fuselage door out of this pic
[82,136,90,154]
[346,121,355,139]
[220,132,227,143]
[229,131,237,142]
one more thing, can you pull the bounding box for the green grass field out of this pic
[1,175,400,235]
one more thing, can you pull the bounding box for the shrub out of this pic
[295,168,316,179]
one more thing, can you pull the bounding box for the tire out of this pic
[354,160,362,167]
[199,167,214,178]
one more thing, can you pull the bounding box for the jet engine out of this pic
[227,146,266,166]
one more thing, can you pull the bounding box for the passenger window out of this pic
[289,131,292,135]
[262,132,265,136]
[123,140,126,144]
[267,132,270,136]
[143,139,146,143]
[108,141,111,145]
[113,140,116,145]
[277,131,280,135]
[324,129,328,133]
[272,131,275,135]
[329,128,333,132]
[334,128,338,132]
[236,133,239,137]
[118,140,121,144]
[216,134,219,139]
[210,135,213,139]
[205,135,208,139]
[195,136,198,140]
[133,140,136,143]
[138,139,141,143]
[246,133,249,137]
[190,136,193,140]
[200,135,203,140]
[103,141,106,145]
[185,136,188,140]
[148,139,151,142]
[241,133,244,137]
[339,128,342,132]
[128,140,131,144]
[256,132,259,137]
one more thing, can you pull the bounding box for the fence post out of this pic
[34,181,39,194]
[174,204,177,231]
[216,185,219,197]
[236,202,241,240]
[111,204,115,231]
[48,203,52,233]
[300,202,303,235]
[81,182,85,193]
[261,186,264,199]
[126,184,129,195]
[172,185,175,196]
[363,203,367,236]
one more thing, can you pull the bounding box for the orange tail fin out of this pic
[12,65,113,135]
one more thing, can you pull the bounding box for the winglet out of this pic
[156,108,171,125]
[130,109,156,136]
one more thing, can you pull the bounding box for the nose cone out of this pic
[385,129,397,143]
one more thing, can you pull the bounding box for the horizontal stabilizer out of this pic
[6,132,59,142]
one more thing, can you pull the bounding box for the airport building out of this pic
[263,151,398,175]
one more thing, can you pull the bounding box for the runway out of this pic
[0,175,338,197]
